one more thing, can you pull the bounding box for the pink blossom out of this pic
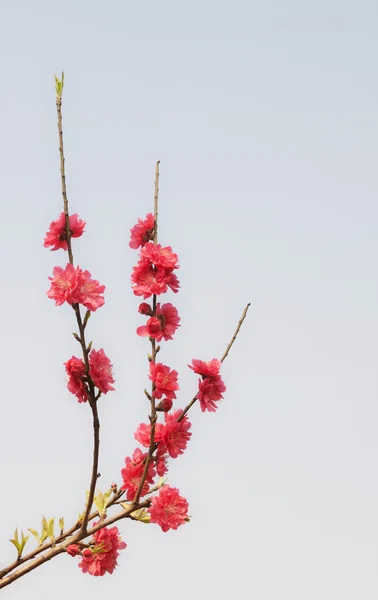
[78,524,126,576]
[131,263,179,298]
[162,410,192,458]
[129,213,155,249]
[67,544,80,557]
[75,268,105,312]
[64,356,88,403]
[155,445,169,477]
[89,348,115,394]
[148,485,189,532]
[47,263,80,306]
[134,422,164,447]
[149,362,179,400]
[47,264,105,310]
[121,448,156,500]
[197,376,226,412]
[44,212,86,251]
[189,358,222,378]
[140,243,179,269]
[137,303,180,341]
[136,317,162,338]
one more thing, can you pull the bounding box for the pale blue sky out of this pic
[0,1,377,598]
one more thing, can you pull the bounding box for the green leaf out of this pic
[9,539,21,554]
[28,528,39,541]
[47,518,55,540]
[130,508,150,524]
[20,532,29,554]
[54,72,65,97]
[59,517,64,533]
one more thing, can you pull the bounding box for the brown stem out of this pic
[56,81,100,534]
[56,94,73,265]
[0,499,149,590]
[178,302,250,422]
[133,162,160,504]
[0,489,125,581]
[220,303,250,363]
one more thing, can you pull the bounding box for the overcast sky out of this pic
[0,1,377,598]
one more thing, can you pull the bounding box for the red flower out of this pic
[64,356,88,403]
[47,264,79,306]
[155,446,169,477]
[137,303,180,342]
[129,213,155,249]
[120,448,156,500]
[149,362,179,401]
[148,485,189,532]
[189,358,221,378]
[140,243,179,269]
[44,212,86,251]
[162,410,192,458]
[197,376,226,412]
[131,262,179,298]
[134,422,164,447]
[47,264,105,311]
[78,524,126,576]
[89,348,115,394]
[75,268,105,312]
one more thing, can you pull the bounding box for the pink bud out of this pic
[67,544,80,557]
[138,302,152,316]
[82,548,92,558]
[156,397,173,412]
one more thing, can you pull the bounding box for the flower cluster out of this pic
[67,524,126,576]
[44,212,115,406]
[189,358,226,412]
[64,348,115,402]
[47,264,105,311]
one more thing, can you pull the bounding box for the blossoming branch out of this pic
[0,73,249,590]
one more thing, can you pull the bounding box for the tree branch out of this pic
[178,302,250,422]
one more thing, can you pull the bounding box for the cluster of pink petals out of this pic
[134,410,191,462]
[131,262,180,299]
[121,448,156,500]
[162,410,192,458]
[189,358,226,412]
[65,348,115,402]
[65,356,88,403]
[77,524,126,576]
[129,213,154,249]
[47,264,105,311]
[137,302,180,341]
[140,243,179,269]
[44,212,86,251]
[149,362,179,400]
[148,485,189,532]
[89,348,115,394]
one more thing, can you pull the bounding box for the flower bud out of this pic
[138,302,152,316]
[155,397,173,412]
[67,544,80,557]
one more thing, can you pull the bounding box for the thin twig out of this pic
[220,303,250,363]
[56,79,73,266]
[0,500,150,590]
[0,488,125,581]
[178,303,250,422]
[55,74,100,535]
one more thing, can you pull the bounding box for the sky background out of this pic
[0,0,377,598]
